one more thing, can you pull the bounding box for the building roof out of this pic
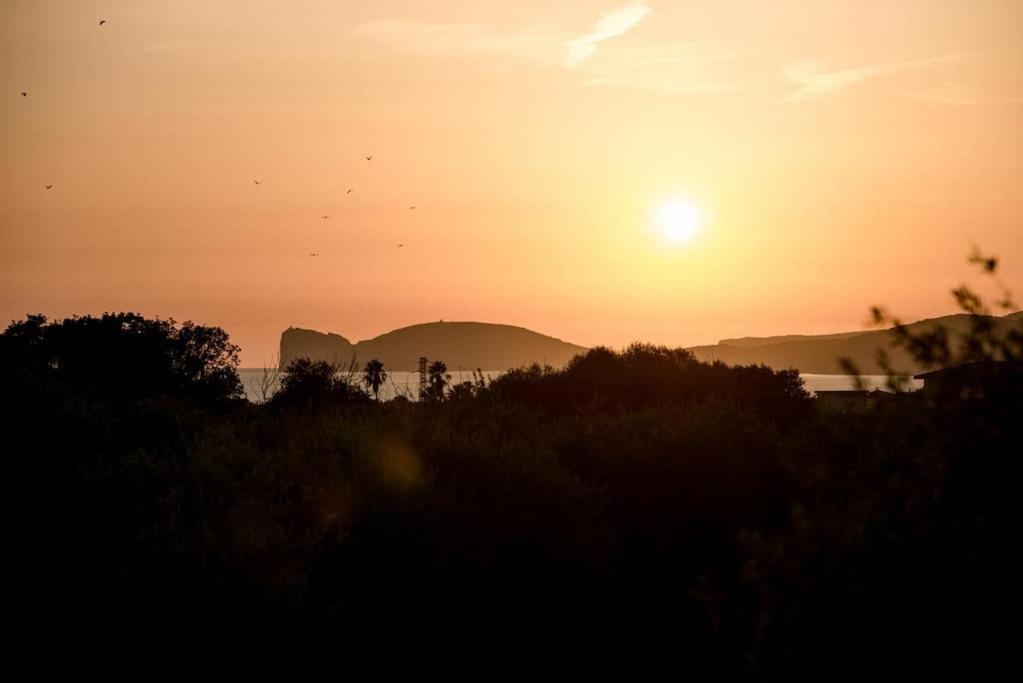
[814,390,869,396]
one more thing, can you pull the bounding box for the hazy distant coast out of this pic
[689,311,1023,374]
[280,311,1022,375]
[280,321,587,371]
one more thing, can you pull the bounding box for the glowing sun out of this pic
[656,199,703,243]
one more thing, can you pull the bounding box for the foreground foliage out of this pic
[2,258,1020,674]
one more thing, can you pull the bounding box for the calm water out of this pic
[239,368,503,403]
[801,373,922,394]
[238,368,921,403]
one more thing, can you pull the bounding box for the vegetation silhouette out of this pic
[0,312,242,404]
[268,357,368,411]
[362,359,388,400]
[2,252,1020,673]
[484,343,810,424]
[423,359,451,402]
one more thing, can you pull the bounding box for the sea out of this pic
[238,368,922,404]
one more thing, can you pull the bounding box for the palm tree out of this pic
[426,360,451,402]
[362,359,387,400]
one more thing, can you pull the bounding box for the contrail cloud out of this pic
[565,1,651,68]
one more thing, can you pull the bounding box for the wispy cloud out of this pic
[352,4,749,97]
[784,54,965,102]
[564,1,651,68]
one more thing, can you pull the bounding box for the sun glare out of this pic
[656,200,703,244]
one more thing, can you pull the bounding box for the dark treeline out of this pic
[2,259,1021,674]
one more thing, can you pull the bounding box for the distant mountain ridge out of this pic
[280,321,588,371]
[688,311,1023,374]
[280,311,1022,375]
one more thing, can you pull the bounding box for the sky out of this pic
[1,0,1022,365]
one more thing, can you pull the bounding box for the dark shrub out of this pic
[268,357,368,411]
[0,312,243,404]
[485,342,810,423]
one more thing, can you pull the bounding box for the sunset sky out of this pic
[2,0,1022,365]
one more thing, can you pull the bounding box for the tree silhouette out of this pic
[424,360,451,402]
[0,312,243,403]
[269,357,367,410]
[362,359,388,400]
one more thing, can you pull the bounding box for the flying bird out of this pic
[346,188,354,194]
[408,206,416,210]
[396,243,405,248]
[365,155,372,161]
[253,179,262,185]
[21,92,27,97]
[320,215,331,219]
[45,184,53,189]
[99,20,106,26]
[308,252,319,257]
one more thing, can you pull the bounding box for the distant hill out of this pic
[716,331,865,348]
[280,321,588,371]
[689,311,1023,374]
[280,311,1022,375]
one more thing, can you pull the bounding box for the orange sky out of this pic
[2,0,1022,365]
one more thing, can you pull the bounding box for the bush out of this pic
[0,312,243,404]
[484,342,811,424]
[268,357,369,411]
[4,254,1020,670]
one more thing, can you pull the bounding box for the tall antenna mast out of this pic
[418,356,428,400]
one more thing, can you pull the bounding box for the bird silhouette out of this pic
[99,20,106,26]
[320,215,331,219]
[346,188,354,194]
[253,179,262,185]
[365,155,372,161]
[21,92,27,97]
[308,252,319,257]
[45,185,53,189]
[408,206,416,210]
[397,243,405,248]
